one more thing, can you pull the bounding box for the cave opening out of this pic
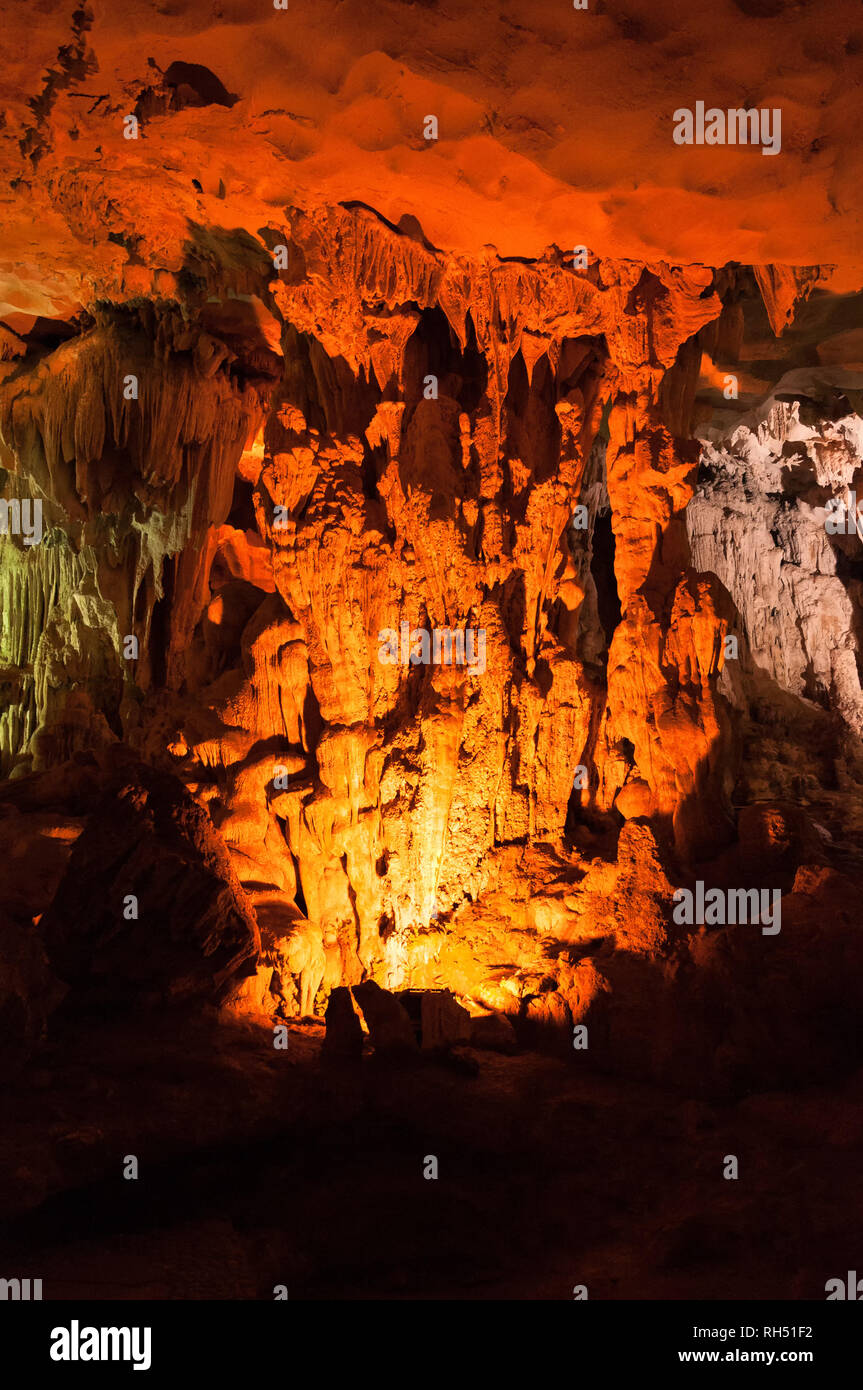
[162,61,239,110]
[402,306,488,416]
[148,559,175,690]
[226,475,257,532]
[291,854,309,918]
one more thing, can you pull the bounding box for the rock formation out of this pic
[3,0,863,1308]
[0,0,862,1096]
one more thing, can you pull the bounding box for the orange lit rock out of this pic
[1,1,862,1081]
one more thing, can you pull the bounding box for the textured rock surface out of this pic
[1,0,862,308]
[3,0,863,1310]
[0,1,862,1099]
[689,375,863,736]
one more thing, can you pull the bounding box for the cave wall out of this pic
[1,1,863,1086]
[0,202,748,996]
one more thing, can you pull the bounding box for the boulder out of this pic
[351,980,417,1053]
[469,1011,517,1053]
[418,989,472,1050]
[323,986,364,1059]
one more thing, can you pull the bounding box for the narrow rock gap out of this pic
[590,511,622,646]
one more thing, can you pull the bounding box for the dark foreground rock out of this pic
[351,980,417,1054]
[40,765,259,1006]
[323,985,364,1059]
[0,915,66,1077]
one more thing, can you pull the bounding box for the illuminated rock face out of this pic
[1,2,863,1085]
[0,208,737,1014]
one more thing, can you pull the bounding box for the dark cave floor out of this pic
[1,1010,860,1301]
